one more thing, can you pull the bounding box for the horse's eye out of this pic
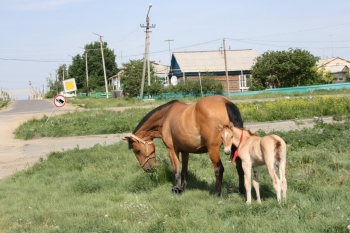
[134,149,140,154]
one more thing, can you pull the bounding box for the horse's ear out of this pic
[122,136,131,142]
[218,124,223,131]
[229,122,234,129]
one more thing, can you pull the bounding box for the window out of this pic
[239,75,250,90]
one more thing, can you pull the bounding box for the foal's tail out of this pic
[274,140,282,164]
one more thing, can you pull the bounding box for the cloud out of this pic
[10,0,83,11]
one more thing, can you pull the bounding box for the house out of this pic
[108,68,124,91]
[108,68,124,97]
[317,57,350,83]
[151,61,170,86]
[169,49,259,92]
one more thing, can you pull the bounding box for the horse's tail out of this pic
[225,101,243,160]
[274,139,282,165]
[225,102,243,128]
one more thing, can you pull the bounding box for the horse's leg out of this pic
[208,147,224,197]
[279,160,287,201]
[252,166,261,203]
[235,156,246,194]
[167,149,182,194]
[181,152,189,191]
[242,161,252,204]
[267,163,281,202]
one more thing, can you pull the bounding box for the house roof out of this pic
[327,65,348,73]
[151,62,169,75]
[171,49,259,73]
[317,57,350,68]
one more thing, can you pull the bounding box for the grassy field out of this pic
[0,120,349,232]
[14,95,350,140]
[67,88,350,109]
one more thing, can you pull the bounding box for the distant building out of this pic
[151,61,170,86]
[317,57,350,83]
[169,49,259,92]
[108,68,124,91]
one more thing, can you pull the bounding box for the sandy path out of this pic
[0,103,130,180]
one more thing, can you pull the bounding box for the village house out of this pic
[317,57,350,83]
[169,49,259,92]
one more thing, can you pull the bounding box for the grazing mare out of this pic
[218,122,287,203]
[123,95,244,196]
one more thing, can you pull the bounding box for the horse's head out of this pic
[123,135,157,172]
[218,122,234,155]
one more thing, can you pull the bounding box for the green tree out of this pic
[345,72,350,82]
[45,64,67,98]
[68,41,118,92]
[120,59,161,97]
[317,66,334,84]
[250,48,320,90]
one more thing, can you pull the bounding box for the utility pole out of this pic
[93,32,109,99]
[164,39,174,65]
[55,70,58,95]
[223,39,230,98]
[140,4,155,99]
[84,50,89,92]
[62,64,65,80]
[330,34,334,58]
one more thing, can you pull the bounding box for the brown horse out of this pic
[123,95,245,196]
[218,122,287,203]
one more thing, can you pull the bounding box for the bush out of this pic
[165,76,223,96]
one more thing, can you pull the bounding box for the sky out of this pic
[1,0,350,99]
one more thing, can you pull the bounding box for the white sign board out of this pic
[62,78,77,92]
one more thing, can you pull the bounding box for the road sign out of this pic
[63,78,77,92]
[54,94,66,108]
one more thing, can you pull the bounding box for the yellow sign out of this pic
[62,78,77,92]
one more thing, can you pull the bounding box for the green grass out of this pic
[230,88,350,101]
[68,88,350,109]
[0,100,10,110]
[1,120,350,232]
[14,95,350,140]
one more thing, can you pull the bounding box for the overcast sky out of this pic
[1,0,350,99]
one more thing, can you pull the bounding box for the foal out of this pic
[219,123,287,203]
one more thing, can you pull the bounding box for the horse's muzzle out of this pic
[224,149,231,155]
[142,161,158,173]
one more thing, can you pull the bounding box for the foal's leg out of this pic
[279,160,287,201]
[267,163,281,202]
[252,167,261,203]
[242,161,252,204]
[181,152,189,191]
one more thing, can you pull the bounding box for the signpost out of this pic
[45,94,66,123]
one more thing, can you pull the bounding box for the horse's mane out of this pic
[235,126,257,136]
[132,100,179,133]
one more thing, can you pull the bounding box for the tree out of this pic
[120,59,162,97]
[250,48,320,90]
[45,64,67,98]
[68,41,118,92]
[317,66,334,84]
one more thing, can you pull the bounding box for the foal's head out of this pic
[218,122,234,155]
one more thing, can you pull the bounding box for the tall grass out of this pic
[14,96,350,140]
[1,120,349,232]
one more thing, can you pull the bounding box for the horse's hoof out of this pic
[171,186,183,195]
